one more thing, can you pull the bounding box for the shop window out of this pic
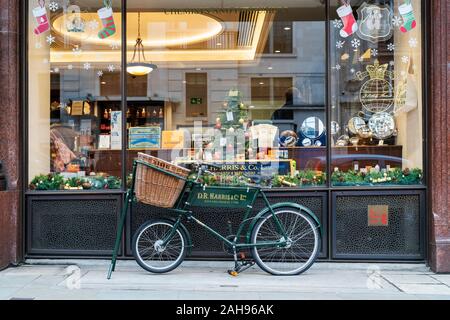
[329,0,424,186]
[124,1,326,188]
[27,1,426,190]
[28,0,123,190]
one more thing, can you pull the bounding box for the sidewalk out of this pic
[0,260,450,300]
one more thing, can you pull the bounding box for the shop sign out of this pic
[368,205,389,226]
[189,186,257,208]
[208,163,261,175]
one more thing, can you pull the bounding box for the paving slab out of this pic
[0,261,448,300]
[395,284,450,295]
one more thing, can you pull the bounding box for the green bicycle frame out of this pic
[107,159,320,279]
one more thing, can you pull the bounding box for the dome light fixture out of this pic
[127,12,157,76]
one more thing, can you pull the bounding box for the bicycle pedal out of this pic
[228,270,239,277]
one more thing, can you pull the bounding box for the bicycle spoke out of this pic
[253,210,319,275]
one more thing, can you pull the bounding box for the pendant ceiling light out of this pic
[127,12,157,76]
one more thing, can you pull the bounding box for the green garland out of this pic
[331,168,423,186]
[29,173,122,190]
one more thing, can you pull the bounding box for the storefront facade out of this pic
[0,0,449,271]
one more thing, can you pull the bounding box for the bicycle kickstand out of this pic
[227,251,255,276]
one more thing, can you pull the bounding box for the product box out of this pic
[129,126,161,149]
[161,130,185,149]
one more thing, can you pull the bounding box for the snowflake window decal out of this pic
[109,42,119,50]
[351,38,360,48]
[67,64,73,70]
[336,40,345,49]
[83,62,91,70]
[87,20,100,30]
[107,65,116,72]
[387,43,395,51]
[371,48,378,57]
[333,19,343,29]
[97,70,104,77]
[401,56,409,64]
[408,37,418,48]
[48,1,59,12]
[392,16,403,28]
[46,34,55,45]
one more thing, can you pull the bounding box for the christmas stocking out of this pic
[398,2,416,33]
[33,6,50,35]
[337,4,357,38]
[97,6,116,39]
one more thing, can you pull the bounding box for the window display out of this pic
[28,0,123,189]
[27,0,423,191]
[124,0,327,189]
[330,0,423,186]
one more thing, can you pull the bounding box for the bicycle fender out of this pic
[246,202,322,242]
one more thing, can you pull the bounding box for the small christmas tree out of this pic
[215,89,249,131]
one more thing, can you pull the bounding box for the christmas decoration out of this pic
[66,4,85,32]
[408,37,418,48]
[332,19,343,29]
[336,3,357,38]
[33,2,50,35]
[387,43,395,51]
[356,3,393,43]
[107,64,115,72]
[83,62,91,70]
[97,1,116,39]
[392,15,402,27]
[398,1,416,33]
[331,168,422,186]
[29,173,122,190]
[336,40,345,49]
[356,60,394,113]
[48,1,59,12]
[46,34,55,45]
[216,90,249,131]
[351,38,360,48]
[87,19,100,30]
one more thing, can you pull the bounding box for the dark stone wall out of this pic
[428,0,450,272]
[0,0,21,269]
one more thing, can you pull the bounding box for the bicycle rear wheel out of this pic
[251,208,320,275]
[132,219,187,273]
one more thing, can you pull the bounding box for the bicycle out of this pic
[107,154,322,278]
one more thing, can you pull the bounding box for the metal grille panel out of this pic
[28,196,120,253]
[333,192,424,259]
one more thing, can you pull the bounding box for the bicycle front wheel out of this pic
[251,208,320,275]
[132,219,187,273]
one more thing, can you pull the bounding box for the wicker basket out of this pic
[135,153,191,208]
